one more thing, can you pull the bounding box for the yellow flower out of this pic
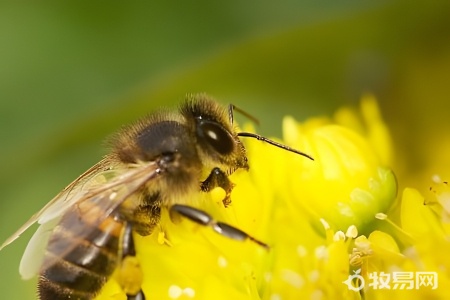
[96,95,448,300]
[355,183,450,300]
[281,94,396,233]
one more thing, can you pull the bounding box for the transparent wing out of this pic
[6,160,160,279]
[19,217,59,279]
[0,158,111,251]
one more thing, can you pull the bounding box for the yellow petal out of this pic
[401,188,446,239]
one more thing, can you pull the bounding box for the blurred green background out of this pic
[1,1,450,299]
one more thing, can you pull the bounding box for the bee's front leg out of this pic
[200,167,235,207]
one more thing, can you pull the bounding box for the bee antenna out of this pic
[228,104,260,126]
[237,132,314,160]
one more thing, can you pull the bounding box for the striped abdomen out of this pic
[38,206,123,300]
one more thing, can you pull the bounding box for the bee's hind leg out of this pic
[170,204,269,249]
[118,223,146,300]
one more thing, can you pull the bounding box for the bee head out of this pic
[181,94,249,173]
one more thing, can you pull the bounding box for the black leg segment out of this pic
[170,204,269,249]
[122,223,136,257]
[121,223,146,300]
[127,291,145,300]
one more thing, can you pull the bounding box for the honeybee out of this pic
[0,94,313,300]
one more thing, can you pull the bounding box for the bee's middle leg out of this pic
[169,204,269,249]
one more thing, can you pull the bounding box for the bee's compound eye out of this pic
[198,121,234,155]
